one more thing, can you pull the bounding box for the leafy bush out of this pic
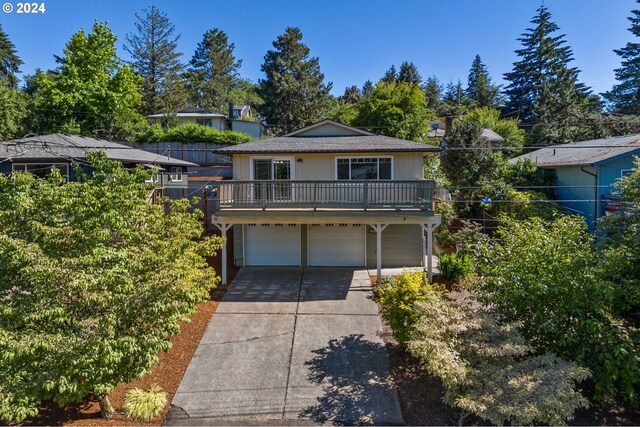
[439,252,473,284]
[495,189,566,220]
[409,297,590,426]
[374,271,445,344]
[124,384,167,421]
[135,123,252,145]
[0,153,221,422]
[475,216,640,404]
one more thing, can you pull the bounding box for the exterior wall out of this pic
[554,166,598,229]
[233,152,424,180]
[230,120,263,139]
[366,224,423,268]
[231,222,425,268]
[597,156,637,218]
[295,123,364,137]
[233,224,243,266]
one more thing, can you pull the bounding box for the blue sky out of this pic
[0,0,634,96]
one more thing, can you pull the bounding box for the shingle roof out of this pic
[218,135,439,154]
[0,134,195,167]
[511,134,640,167]
[426,127,505,143]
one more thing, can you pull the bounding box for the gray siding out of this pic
[233,224,244,266]
[366,224,423,268]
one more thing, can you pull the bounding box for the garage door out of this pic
[309,224,365,266]
[245,224,301,266]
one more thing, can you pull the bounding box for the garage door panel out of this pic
[245,224,300,266]
[309,224,365,267]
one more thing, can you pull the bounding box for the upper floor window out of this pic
[336,157,392,180]
[170,167,183,182]
[12,163,69,180]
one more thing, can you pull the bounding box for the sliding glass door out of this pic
[252,158,293,202]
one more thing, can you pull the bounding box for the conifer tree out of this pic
[423,76,443,112]
[343,85,361,103]
[466,54,501,108]
[362,80,374,98]
[380,65,397,83]
[398,61,422,85]
[0,24,22,88]
[441,80,472,115]
[258,27,332,134]
[188,28,241,112]
[503,5,590,123]
[125,6,186,116]
[604,1,640,114]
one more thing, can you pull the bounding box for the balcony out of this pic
[212,180,435,212]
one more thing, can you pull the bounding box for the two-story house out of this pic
[211,120,442,284]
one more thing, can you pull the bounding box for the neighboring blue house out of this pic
[512,134,640,229]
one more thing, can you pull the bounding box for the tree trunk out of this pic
[98,393,115,419]
[457,410,469,427]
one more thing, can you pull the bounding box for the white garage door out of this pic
[245,224,301,266]
[309,224,365,267]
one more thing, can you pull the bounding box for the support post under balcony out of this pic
[370,224,388,283]
[214,222,233,284]
[422,223,436,283]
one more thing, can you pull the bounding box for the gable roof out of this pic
[511,134,640,168]
[284,120,375,137]
[219,120,438,154]
[0,134,195,168]
[426,126,505,143]
[147,108,227,119]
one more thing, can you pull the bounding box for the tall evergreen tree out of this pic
[398,61,422,85]
[441,79,472,115]
[362,80,374,98]
[380,65,397,83]
[423,76,443,112]
[258,27,332,134]
[124,6,186,116]
[604,1,640,114]
[466,54,501,108]
[0,24,22,88]
[188,28,241,113]
[503,5,590,123]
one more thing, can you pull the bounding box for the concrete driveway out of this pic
[166,267,403,426]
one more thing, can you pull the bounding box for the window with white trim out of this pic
[622,169,633,178]
[336,157,392,180]
[170,167,183,182]
[12,163,69,180]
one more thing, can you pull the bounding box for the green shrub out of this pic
[124,384,167,421]
[439,252,473,284]
[135,123,253,145]
[374,271,445,344]
[409,297,590,426]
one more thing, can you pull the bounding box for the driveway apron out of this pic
[166,267,403,425]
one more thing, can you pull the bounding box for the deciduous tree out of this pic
[32,22,144,139]
[0,153,221,422]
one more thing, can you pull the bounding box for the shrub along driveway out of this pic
[165,267,403,425]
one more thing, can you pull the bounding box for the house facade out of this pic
[147,107,267,139]
[512,134,640,229]
[211,120,442,283]
[0,133,195,194]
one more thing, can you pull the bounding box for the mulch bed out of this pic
[21,273,236,426]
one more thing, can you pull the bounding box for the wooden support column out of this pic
[214,222,233,285]
[422,223,436,283]
[370,224,388,284]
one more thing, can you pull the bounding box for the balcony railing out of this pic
[213,180,435,211]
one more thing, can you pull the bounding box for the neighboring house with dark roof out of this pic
[210,119,442,284]
[0,134,196,195]
[511,134,640,229]
[147,107,267,139]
